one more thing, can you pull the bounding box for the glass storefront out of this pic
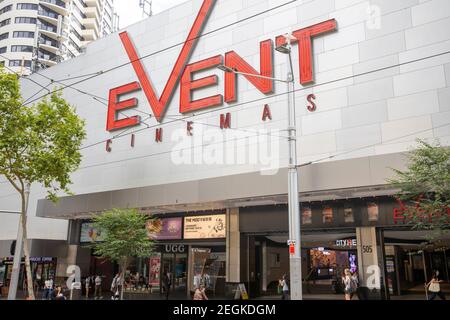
[0,257,57,295]
[145,244,226,298]
[161,252,188,294]
[190,248,226,297]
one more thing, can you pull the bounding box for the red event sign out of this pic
[106,0,337,132]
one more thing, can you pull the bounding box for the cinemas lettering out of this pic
[105,0,337,151]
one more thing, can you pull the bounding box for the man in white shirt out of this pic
[94,275,103,299]
[43,278,53,300]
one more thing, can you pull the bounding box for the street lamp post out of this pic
[0,210,22,300]
[218,33,303,300]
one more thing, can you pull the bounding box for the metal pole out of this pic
[285,39,303,300]
[7,215,24,300]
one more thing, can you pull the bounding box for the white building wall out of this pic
[1,0,450,240]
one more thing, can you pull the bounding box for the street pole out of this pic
[284,37,303,301]
[216,33,303,299]
[0,210,23,300]
[7,219,23,300]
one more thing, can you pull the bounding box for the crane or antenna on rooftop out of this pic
[139,0,152,18]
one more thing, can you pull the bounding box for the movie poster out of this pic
[149,254,161,287]
[344,207,354,223]
[367,202,379,221]
[322,207,333,223]
[147,217,182,240]
[302,207,312,224]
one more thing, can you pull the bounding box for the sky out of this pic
[115,0,187,29]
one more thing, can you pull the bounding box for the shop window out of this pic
[322,206,333,223]
[190,248,226,297]
[123,257,151,294]
[344,207,354,223]
[367,202,379,221]
[302,207,312,225]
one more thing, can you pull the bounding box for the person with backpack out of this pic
[279,274,290,300]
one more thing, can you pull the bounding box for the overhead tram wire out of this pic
[19,1,424,109]
[19,0,302,106]
[1,122,448,192]
[77,121,450,171]
[164,115,290,140]
[32,71,154,119]
[1,121,449,187]
[77,49,450,151]
[0,54,51,95]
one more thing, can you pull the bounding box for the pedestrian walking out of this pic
[342,269,357,300]
[426,270,446,300]
[162,271,171,300]
[111,273,122,300]
[193,285,208,300]
[84,276,91,299]
[351,270,360,300]
[43,277,53,300]
[279,274,290,300]
[94,275,103,299]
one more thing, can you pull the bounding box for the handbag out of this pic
[277,285,282,295]
[429,282,440,293]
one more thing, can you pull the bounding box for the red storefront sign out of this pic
[393,198,450,225]
[106,0,337,132]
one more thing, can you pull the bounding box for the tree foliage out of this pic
[91,208,155,268]
[389,139,450,238]
[0,69,86,202]
[0,66,86,299]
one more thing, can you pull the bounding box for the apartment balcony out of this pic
[39,39,59,54]
[82,17,100,35]
[84,6,100,19]
[39,0,68,16]
[85,0,103,11]
[38,56,58,67]
[39,26,68,41]
[37,10,60,25]
[81,28,97,41]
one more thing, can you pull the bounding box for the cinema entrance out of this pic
[242,230,359,298]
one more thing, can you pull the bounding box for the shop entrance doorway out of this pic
[246,230,358,298]
[160,253,187,298]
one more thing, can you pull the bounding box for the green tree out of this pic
[389,139,450,239]
[91,208,155,300]
[0,67,86,299]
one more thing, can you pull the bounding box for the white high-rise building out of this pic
[0,0,119,74]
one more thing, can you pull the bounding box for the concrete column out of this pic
[226,208,240,283]
[262,241,268,292]
[356,227,381,299]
